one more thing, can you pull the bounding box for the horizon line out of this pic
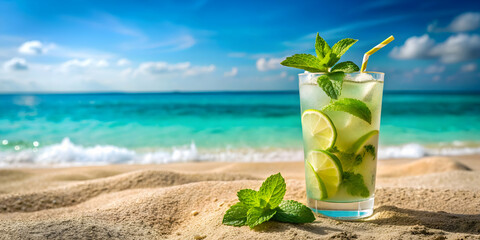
[0,89,480,95]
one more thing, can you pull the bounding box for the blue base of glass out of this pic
[308,197,374,220]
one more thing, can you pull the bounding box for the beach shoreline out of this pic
[1,155,479,239]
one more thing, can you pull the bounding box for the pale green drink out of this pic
[299,72,384,219]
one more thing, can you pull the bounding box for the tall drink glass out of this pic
[299,72,384,220]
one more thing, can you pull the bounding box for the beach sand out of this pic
[1,155,479,239]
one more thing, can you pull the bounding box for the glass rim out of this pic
[298,71,385,76]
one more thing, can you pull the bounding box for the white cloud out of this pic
[256,57,283,71]
[389,34,435,60]
[3,57,28,71]
[136,62,191,75]
[132,61,215,77]
[18,41,54,55]
[390,34,480,63]
[224,67,238,77]
[432,75,441,82]
[184,65,215,76]
[280,71,287,78]
[428,12,480,32]
[96,59,109,67]
[60,58,110,72]
[117,58,131,66]
[424,65,445,74]
[431,34,480,63]
[461,63,477,72]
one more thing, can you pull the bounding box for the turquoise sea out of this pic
[1,91,479,166]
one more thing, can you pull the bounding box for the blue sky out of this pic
[1,0,480,92]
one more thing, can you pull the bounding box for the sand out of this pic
[0,156,479,239]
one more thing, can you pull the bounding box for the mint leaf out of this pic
[319,51,340,68]
[315,33,329,59]
[364,145,376,160]
[327,146,339,153]
[280,54,327,72]
[237,189,259,207]
[354,154,363,166]
[332,38,358,57]
[331,61,360,73]
[317,73,344,100]
[246,207,277,228]
[317,75,338,99]
[272,200,315,224]
[322,98,372,124]
[222,202,249,227]
[342,172,370,198]
[257,173,286,209]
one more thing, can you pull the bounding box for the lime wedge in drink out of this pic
[301,109,337,149]
[349,130,379,157]
[307,150,343,198]
[305,160,328,200]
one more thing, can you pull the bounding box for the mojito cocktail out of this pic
[299,72,383,219]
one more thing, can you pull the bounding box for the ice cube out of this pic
[352,73,375,82]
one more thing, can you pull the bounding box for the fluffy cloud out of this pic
[390,34,480,63]
[117,58,131,66]
[431,34,480,63]
[389,34,435,60]
[461,63,477,72]
[3,58,28,71]
[428,12,480,32]
[224,67,238,77]
[18,41,54,55]
[256,57,283,71]
[133,61,215,76]
[60,59,110,72]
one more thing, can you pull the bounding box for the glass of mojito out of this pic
[299,72,383,220]
[281,33,390,220]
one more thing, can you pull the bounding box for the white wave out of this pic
[1,138,480,167]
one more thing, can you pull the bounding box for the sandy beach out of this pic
[1,155,479,239]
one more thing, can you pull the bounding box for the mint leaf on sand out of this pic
[246,207,277,228]
[342,172,370,198]
[332,38,358,57]
[331,61,360,73]
[322,98,372,124]
[272,200,316,224]
[237,189,259,207]
[257,173,286,209]
[281,54,327,72]
[222,202,249,226]
[223,173,315,228]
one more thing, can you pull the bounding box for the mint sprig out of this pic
[322,98,372,124]
[222,173,315,228]
[281,33,359,102]
[342,172,370,198]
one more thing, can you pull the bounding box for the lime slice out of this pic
[305,161,327,200]
[349,130,379,155]
[307,150,343,198]
[301,109,337,150]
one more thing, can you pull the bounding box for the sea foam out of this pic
[1,138,479,167]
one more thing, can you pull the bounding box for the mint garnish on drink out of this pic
[281,33,373,124]
[281,33,359,100]
[222,173,315,228]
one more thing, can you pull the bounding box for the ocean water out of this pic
[1,91,479,166]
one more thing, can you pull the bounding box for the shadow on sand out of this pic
[369,205,480,235]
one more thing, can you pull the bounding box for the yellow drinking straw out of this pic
[360,35,395,72]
